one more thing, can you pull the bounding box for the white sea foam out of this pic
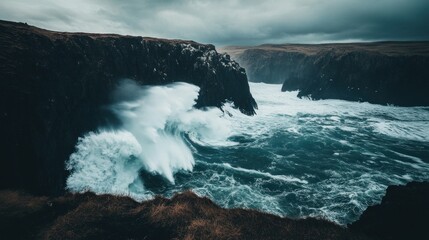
[66,80,232,195]
[221,163,308,184]
[66,131,150,199]
[237,83,429,144]
[393,159,424,170]
[390,150,426,164]
[372,121,429,142]
[190,172,285,216]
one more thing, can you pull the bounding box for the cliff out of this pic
[2,182,428,239]
[349,181,429,240]
[0,20,257,195]
[0,190,368,240]
[223,42,429,106]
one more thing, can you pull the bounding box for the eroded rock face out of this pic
[223,42,429,106]
[349,181,429,240]
[0,20,256,195]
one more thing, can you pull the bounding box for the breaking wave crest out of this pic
[66,80,231,196]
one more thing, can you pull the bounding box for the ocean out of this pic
[66,81,429,225]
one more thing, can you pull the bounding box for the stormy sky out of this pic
[1,0,428,46]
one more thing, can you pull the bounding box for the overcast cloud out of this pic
[1,0,428,46]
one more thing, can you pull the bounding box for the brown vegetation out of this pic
[0,190,369,240]
[222,41,429,57]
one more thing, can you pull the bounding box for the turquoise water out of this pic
[67,82,429,225]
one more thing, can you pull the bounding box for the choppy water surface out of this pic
[67,82,429,225]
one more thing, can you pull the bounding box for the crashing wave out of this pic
[66,80,232,196]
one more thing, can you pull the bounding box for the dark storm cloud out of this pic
[1,0,428,46]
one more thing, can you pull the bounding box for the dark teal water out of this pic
[67,82,429,225]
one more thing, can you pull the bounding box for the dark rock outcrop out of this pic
[0,20,257,195]
[223,42,429,106]
[0,190,368,240]
[349,181,429,240]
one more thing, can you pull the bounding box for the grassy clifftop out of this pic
[0,190,367,240]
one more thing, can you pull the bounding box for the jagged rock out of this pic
[0,20,256,195]
[223,42,429,106]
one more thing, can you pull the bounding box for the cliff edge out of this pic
[0,190,367,240]
[223,42,429,106]
[2,182,428,239]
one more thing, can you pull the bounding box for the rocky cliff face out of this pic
[223,42,429,106]
[0,20,257,195]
